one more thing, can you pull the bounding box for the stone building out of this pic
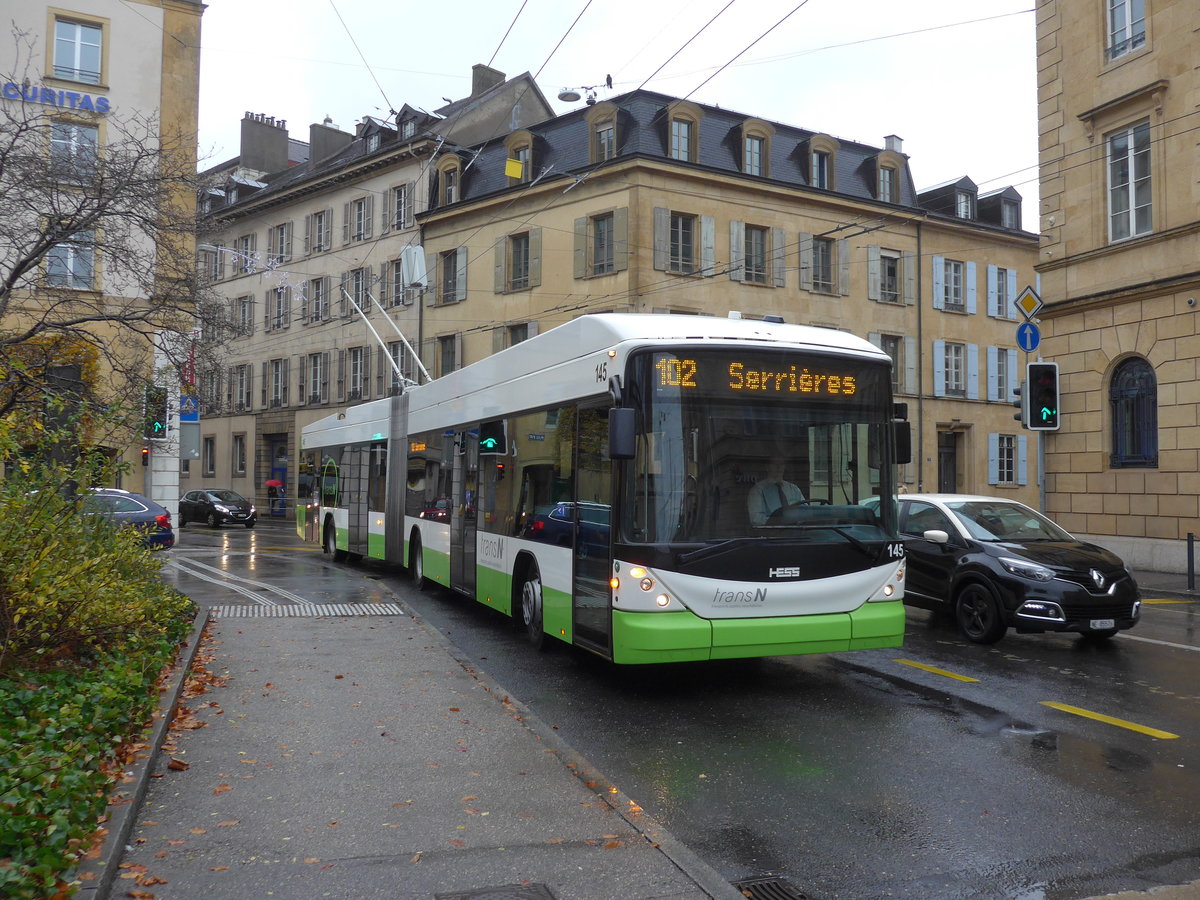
[1035,0,1199,570]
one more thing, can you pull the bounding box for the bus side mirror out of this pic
[609,407,636,459]
[894,421,912,466]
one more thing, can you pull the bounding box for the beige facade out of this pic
[1035,0,1200,570]
[197,87,1039,516]
[0,0,203,508]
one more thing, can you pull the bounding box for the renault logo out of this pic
[1090,568,1106,590]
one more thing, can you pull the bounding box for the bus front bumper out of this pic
[610,602,904,664]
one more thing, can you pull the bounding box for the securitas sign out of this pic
[3,82,110,113]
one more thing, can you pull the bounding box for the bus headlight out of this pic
[655,594,671,608]
[640,577,655,591]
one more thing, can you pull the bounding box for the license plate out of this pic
[1090,618,1115,630]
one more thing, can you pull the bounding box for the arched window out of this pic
[1110,357,1157,468]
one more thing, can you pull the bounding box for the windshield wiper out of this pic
[677,538,757,565]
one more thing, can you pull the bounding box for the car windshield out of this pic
[946,501,1073,542]
[209,490,246,502]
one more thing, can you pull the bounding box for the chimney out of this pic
[471,64,505,98]
[239,112,289,174]
[884,134,903,154]
[309,119,353,164]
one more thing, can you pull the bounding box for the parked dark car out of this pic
[179,489,257,528]
[521,501,610,558]
[881,493,1140,644]
[84,488,174,550]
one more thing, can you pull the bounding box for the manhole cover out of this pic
[733,875,808,900]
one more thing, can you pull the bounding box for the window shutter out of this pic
[303,214,312,255]
[932,256,945,309]
[987,346,999,401]
[902,251,916,305]
[988,434,999,484]
[261,360,268,407]
[987,265,999,317]
[1018,435,1028,485]
[967,343,980,400]
[728,221,745,282]
[493,327,505,354]
[362,348,371,399]
[300,284,310,322]
[296,355,306,406]
[573,217,587,278]
[613,207,629,273]
[700,215,715,276]
[381,188,392,233]
[528,228,542,288]
[933,340,946,396]
[378,262,390,306]
[339,272,350,317]
[282,358,290,406]
[867,332,881,347]
[342,202,350,244]
[494,242,507,293]
[263,290,272,332]
[1007,269,1019,318]
[527,321,539,338]
[454,333,463,370]
[867,246,881,301]
[771,227,786,287]
[798,233,813,290]
[283,222,293,261]
[904,337,917,393]
[652,207,668,271]
[336,349,346,402]
[377,347,386,395]
[403,183,414,226]
[283,287,292,327]
[322,209,332,249]
[225,366,234,410]
[1007,350,1018,400]
[838,239,850,296]
[425,253,438,305]
[966,261,978,314]
[455,247,468,302]
[363,196,374,239]
[320,352,331,402]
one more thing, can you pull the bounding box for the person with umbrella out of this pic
[265,479,284,514]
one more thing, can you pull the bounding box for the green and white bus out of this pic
[298,314,910,664]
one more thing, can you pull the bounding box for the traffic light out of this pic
[1027,362,1060,431]
[141,447,149,466]
[144,384,168,440]
[1012,380,1028,428]
[478,419,507,455]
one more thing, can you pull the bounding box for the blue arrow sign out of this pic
[1017,322,1041,353]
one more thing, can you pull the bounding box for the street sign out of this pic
[1015,286,1043,320]
[179,392,200,422]
[1016,322,1041,353]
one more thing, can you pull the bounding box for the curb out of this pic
[71,609,210,899]
[389,588,745,900]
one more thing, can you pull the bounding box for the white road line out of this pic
[170,557,316,605]
[209,603,405,617]
[166,560,276,607]
[1121,634,1200,653]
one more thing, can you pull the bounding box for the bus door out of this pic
[572,405,614,654]
[451,430,479,593]
[344,446,369,555]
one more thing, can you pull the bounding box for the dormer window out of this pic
[584,102,619,164]
[504,130,535,184]
[435,156,462,206]
[807,134,839,190]
[401,119,415,139]
[739,119,774,178]
[1001,199,1019,229]
[366,133,381,152]
[955,190,974,219]
[666,101,703,163]
[874,146,905,204]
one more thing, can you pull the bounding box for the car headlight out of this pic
[999,556,1055,582]
[215,504,230,513]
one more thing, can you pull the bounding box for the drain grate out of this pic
[733,875,808,900]
[434,885,555,900]
[209,603,405,617]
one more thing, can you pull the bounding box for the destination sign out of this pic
[653,352,874,400]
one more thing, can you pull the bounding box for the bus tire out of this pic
[324,520,347,562]
[519,563,546,651]
[409,532,426,590]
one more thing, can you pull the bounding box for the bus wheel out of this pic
[323,521,346,562]
[520,565,546,651]
[955,583,1006,644]
[409,533,426,590]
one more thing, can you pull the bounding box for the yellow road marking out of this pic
[1142,598,1194,605]
[1039,701,1179,740]
[895,659,979,683]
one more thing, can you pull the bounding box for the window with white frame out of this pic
[510,144,531,183]
[995,434,1016,484]
[308,209,331,253]
[200,245,223,283]
[235,364,252,410]
[441,250,459,302]
[308,277,327,322]
[348,347,366,400]
[943,342,966,397]
[203,437,215,476]
[989,266,1016,319]
[1001,199,1020,229]
[1107,0,1145,60]
[308,353,325,403]
[50,121,98,179]
[592,213,614,275]
[811,150,830,189]
[267,222,291,266]
[392,183,413,229]
[236,295,254,335]
[596,122,616,161]
[46,230,94,289]
[880,334,902,392]
[54,18,102,84]
[812,237,834,292]
[442,166,459,205]
[386,341,409,393]
[267,287,289,330]
[879,165,898,203]
[232,434,246,475]
[942,258,965,310]
[270,359,286,406]
[233,234,256,274]
[1108,120,1151,242]
[670,213,696,274]
[880,250,900,303]
[743,225,768,284]
[438,334,458,377]
[348,197,371,242]
[955,190,974,219]
[743,135,764,177]
[508,232,530,291]
[401,119,416,139]
[670,118,694,162]
[344,267,368,314]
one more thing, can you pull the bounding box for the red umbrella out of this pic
[264,479,283,487]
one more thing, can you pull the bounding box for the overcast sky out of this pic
[195,0,1039,228]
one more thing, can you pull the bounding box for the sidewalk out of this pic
[77,602,743,900]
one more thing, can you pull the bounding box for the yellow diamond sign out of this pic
[1016,286,1043,320]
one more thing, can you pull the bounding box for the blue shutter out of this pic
[987,434,999,484]
[933,340,946,396]
[932,256,944,309]
[987,346,999,401]
[966,261,977,314]
[1007,349,1018,400]
[967,344,980,400]
[1018,435,1028,486]
[987,265,998,317]
[1007,269,1019,318]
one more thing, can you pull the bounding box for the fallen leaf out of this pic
[238,759,257,765]
[126,891,156,899]
[209,866,228,872]
[213,783,231,795]
[216,820,239,827]
[603,841,622,849]
[167,759,189,772]
[189,828,207,835]
[303,858,320,864]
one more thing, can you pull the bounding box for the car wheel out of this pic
[954,583,1007,644]
[410,532,425,590]
[179,513,187,527]
[323,521,346,562]
[520,564,547,651]
[207,512,219,528]
[245,520,255,529]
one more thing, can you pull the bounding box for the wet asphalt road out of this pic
[165,523,1200,900]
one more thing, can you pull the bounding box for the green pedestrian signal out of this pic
[1026,362,1060,431]
[144,384,169,440]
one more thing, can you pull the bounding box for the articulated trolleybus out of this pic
[299,314,911,663]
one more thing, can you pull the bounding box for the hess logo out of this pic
[769,567,800,578]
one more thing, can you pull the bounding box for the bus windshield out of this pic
[622,348,899,544]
